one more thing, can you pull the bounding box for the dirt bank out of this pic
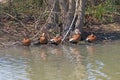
[0,20,120,48]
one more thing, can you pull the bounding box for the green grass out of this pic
[0,0,48,20]
[86,0,117,23]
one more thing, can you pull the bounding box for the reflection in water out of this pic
[69,46,86,79]
[69,46,82,62]
[0,41,120,80]
[50,46,63,56]
[22,47,31,57]
[86,45,110,80]
[86,45,95,56]
[40,50,47,61]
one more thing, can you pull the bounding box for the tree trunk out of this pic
[46,0,60,30]
[66,0,76,31]
[46,0,86,40]
[53,0,60,24]
[75,0,86,32]
[59,0,69,33]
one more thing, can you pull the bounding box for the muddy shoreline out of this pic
[0,23,120,48]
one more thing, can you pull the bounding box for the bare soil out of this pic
[0,17,120,48]
[83,23,120,41]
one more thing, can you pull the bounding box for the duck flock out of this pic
[22,29,97,46]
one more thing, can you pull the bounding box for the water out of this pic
[0,41,120,80]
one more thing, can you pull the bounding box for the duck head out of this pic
[41,33,45,37]
[75,29,81,34]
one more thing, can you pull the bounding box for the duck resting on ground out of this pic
[39,33,48,44]
[22,38,31,46]
[69,29,81,44]
[86,34,97,43]
[50,35,62,45]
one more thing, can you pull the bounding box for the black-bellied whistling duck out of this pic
[69,29,81,43]
[50,35,62,45]
[86,34,97,43]
[22,38,31,46]
[40,33,48,44]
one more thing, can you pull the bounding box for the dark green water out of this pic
[0,41,120,80]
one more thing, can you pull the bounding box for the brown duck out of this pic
[50,35,62,45]
[39,33,48,44]
[86,34,97,43]
[22,38,31,46]
[69,29,81,43]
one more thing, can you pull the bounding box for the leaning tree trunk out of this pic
[62,0,86,41]
[45,0,86,41]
